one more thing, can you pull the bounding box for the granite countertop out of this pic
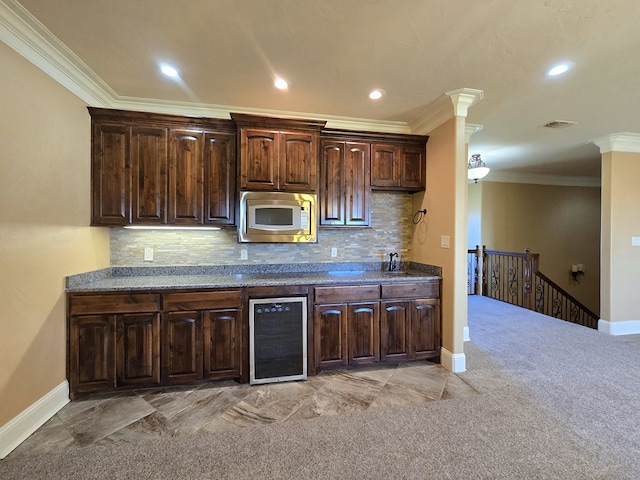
[66,262,442,293]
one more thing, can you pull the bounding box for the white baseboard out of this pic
[463,326,470,342]
[441,347,466,373]
[0,381,70,459]
[598,319,640,336]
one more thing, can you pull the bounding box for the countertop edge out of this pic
[66,262,442,293]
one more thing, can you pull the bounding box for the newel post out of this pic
[523,248,533,310]
[475,245,483,295]
[481,245,488,296]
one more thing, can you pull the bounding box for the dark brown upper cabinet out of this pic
[232,113,326,193]
[89,108,236,227]
[319,139,371,227]
[371,141,426,191]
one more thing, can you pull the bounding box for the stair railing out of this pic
[470,246,599,329]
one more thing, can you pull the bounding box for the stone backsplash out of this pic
[110,192,415,266]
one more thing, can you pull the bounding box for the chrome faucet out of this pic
[388,252,398,271]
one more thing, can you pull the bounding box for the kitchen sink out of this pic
[327,270,366,277]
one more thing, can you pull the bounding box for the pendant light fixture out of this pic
[468,154,490,183]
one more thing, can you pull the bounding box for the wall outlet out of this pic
[144,247,153,261]
[440,235,450,249]
[331,247,338,257]
[240,248,248,260]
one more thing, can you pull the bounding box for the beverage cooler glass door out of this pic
[249,296,307,384]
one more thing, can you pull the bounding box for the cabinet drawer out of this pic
[163,290,242,311]
[69,293,161,315]
[381,281,439,299]
[314,285,379,304]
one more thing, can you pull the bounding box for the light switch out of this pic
[441,235,450,249]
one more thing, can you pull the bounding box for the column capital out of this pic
[465,123,483,143]
[409,88,484,135]
[591,133,640,154]
[446,88,484,117]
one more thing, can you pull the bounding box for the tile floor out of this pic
[8,361,478,459]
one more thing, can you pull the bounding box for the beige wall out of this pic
[475,181,601,313]
[413,116,467,360]
[0,43,110,427]
[601,151,640,322]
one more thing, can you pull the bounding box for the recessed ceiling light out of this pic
[369,89,384,100]
[160,64,179,78]
[274,77,289,90]
[546,62,574,77]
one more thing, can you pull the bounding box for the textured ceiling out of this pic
[11,0,640,181]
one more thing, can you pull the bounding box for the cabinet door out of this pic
[69,314,116,395]
[380,301,411,362]
[239,128,278,190]
[161,311,203,384]
[370,143,398,187]
[91,123,130,225]
[319,141,345,225]
[131,126,167,224]
[169,130,203,224]
[400,144,425,190]
[348,302,380,365]
[411,299,440,360]
[204,132,236,225]
[116,313,160,387]
[279,131,318,192]
[314,304,348,370]
[344,142,371,226]
[203,308,241,380]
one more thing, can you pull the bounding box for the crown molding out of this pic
[113,96,411,134]
[483,171,601,187]
[408,88,484,135]
[0,0,116,106]
[591,132,640,154]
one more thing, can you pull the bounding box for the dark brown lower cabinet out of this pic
[313,304,348,370]
[116,313,160,387]
[380,301,411,362]
[348,302,380,365]
[411,299,440,360]
[69,312,161,395]
[68,290,243,398]
[162,291,243,385]
[161,311,203,384]
[69,314,116,395]
[68,293,161,398]
[313,302,380,370]
[203,308,242,379]
[68,282,438,397]
[381,299,440,362]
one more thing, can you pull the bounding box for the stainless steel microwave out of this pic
[238,191,318,243]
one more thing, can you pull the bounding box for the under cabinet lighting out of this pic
[123,226,221,231]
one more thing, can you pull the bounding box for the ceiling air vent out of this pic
[541,120,577,129]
